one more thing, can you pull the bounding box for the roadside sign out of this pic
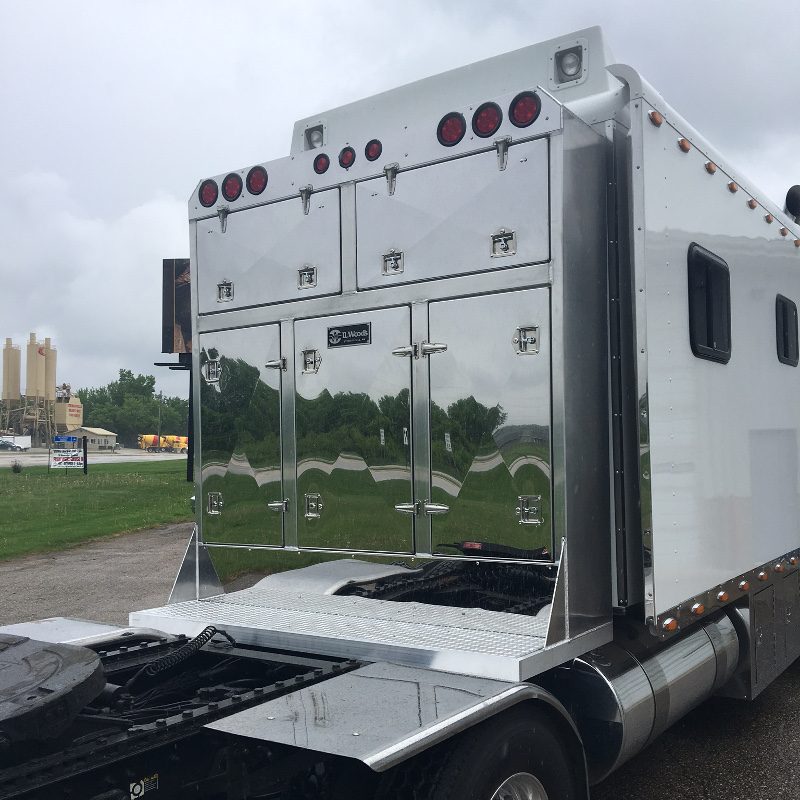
[50,449,84,469]
[54,436,77,443]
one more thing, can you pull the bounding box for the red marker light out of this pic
[437,112,466,146]
[246,166,268,195]
[509,91,541,128]
[222,173,243,202]
[314,153,330,174]
[365,139,382,161]
[339,147,356,169]
[472,102,502,138]
[199,179,218,207]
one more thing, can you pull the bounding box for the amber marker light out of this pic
[739,580,750,591]
[780,227,789,236]
[765,214,774,223]
[728,181,738,193]
[775,563,785,573]
[795,239,800,247]
[758,571,768,581]
[748,199,757,209]
[691,603,705,615]
[790,556,799,565]
[678,138,691,152]
[648,110,663,126]
[717,591,729,602]
[705,161,717,174]
[662,618,678,631]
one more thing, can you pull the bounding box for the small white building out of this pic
[65,427,118,451]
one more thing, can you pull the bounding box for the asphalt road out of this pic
[0,522,797,799]
[0,447,186,468]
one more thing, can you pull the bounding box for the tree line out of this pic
[77,369,188,448]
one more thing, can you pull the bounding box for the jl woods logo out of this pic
[328,323,371,348]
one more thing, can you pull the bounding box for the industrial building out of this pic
[1,334,84,446]
[66,427,117,451]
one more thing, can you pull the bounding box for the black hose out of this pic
[125,626,235,694]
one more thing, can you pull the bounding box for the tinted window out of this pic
[687,243,731,364]
[776,294,799,367]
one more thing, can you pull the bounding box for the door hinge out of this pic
[420,342,447,357]
[264,357,287,371]
[495,136,512,171]
[384,163,399,196]
[217,205,230,233]
[268,499,289,513]
[424,501,449,515]
[392,344,418,358]
[395,502,419,515]
[299,185,313,215]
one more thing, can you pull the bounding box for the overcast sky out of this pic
[1,0,798,399]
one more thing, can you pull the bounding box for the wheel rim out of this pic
[491,772,548,800]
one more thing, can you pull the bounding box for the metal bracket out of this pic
[298,264,318,289]
[305,493,323,519]
[395,502,419,515]
[384,163,399,196]
[513,326,539,355]
[382,249,404,276]
[204,360,221,383]
[268,499,289,513]
[420,342,447,357]
[217,279,234,302]
[300,185,313,215]
[207,492,224,515]
[217,205,230,233]
[491,228,517,257]
[424,501,449,515]
[301,349,322,374]
[264,357,287,371]
[494,136,512,171]
[516,495,542,525]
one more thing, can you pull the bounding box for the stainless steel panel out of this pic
[196,188,341,314]
[356,139,549,288]
[427,290,552,560]
[199,325,284,546]
[205,663,564,772]
[130,586,549,681]
[168,526,224,603]
[294,308,414,553]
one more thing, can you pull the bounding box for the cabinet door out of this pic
[356,139,549,288]
[196,189,341,313]
[199,325,284,546]
[294,307,414,553]
[427,290,552,560]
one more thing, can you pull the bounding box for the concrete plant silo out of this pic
[44,338,57,403]
[2,339,21,403]
[25,333,45,399]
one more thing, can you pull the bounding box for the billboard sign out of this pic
[51,449,84,469]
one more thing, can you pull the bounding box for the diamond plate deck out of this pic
[130,586,552,681]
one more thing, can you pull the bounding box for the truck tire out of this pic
[375,705,578,800]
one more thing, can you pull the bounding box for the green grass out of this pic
[0,461,193,561]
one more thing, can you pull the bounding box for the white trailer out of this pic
[0,435,30,451]
[1,26,799,800]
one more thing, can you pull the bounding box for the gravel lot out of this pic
[0,521,797,799]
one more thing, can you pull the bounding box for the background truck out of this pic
[137,434,188,453]
[0,435,30,451]
[1,26,799,800]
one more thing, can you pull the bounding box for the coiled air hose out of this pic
[125,626,235,694]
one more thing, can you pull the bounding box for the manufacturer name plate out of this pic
[328,322,371,348]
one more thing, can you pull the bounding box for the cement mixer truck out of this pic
[1,26,799,800]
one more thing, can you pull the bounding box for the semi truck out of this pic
[2,26,800,800]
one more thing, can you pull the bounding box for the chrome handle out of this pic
[268,499,289,513]
[392,345,417,358]
[395,502,419,515]
[264,358,287,371]
[420,342,447,356]
[424,502,449,515]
